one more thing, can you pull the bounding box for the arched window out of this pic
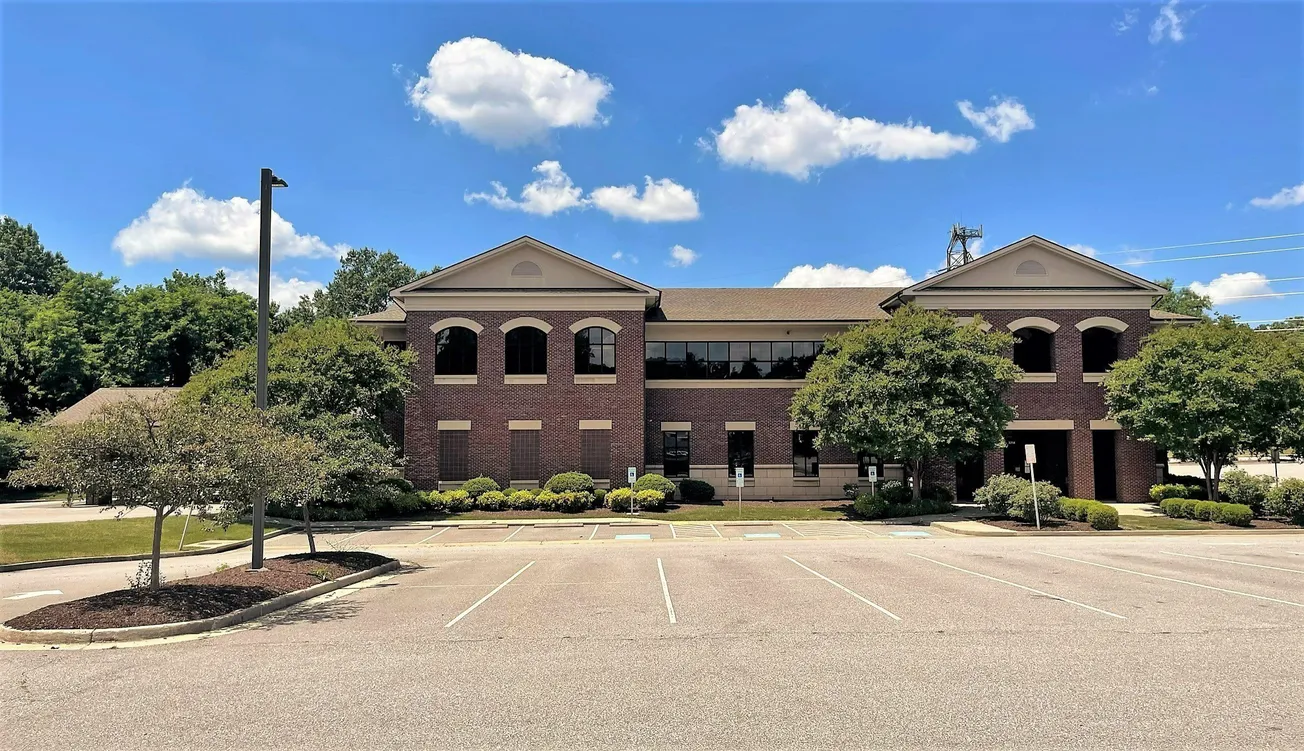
[505,327,547,375]
[575,326,616,374]
[434,327,477,375]
[1081,327,1120,373]
[1012,327,1054,373]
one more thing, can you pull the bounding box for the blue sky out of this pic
[3,2,1301,321]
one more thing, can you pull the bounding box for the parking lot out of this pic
[4,533,1302,749]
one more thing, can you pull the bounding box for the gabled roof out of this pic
[1150,309,1200,323]
[352,303,407,324]
[391,236,659,298]
[50,387,181,426]
[651,288,899,322]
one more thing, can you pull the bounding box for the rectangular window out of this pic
[857,451,883,479]
[662,431,691,478]
[439,430,470,482]
[645,341,825,380]
[580,430,611,480]
[727,430,754,478]
[510,430,540,482]
[792,430,819,477]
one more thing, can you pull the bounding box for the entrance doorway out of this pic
[955,455,986,501]
[1092,430,1117,500]
[1004,431,1069,493]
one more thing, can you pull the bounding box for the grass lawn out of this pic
[0,489,65,503]
[0,516,282,565]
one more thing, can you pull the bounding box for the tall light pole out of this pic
[252,167,287,570]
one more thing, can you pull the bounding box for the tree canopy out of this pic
[0,217,70,296]
[790,305,1019,499]
[278,247,435,327]
[1153,278,1212,319]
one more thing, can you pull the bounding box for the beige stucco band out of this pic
[1007,316,1061,333]
[725,421,756,431]
[579,419,612,430]
[1075,316,1129,332]
[1007,419,1074,430]
[1090,419,1122,430]
[437,420,471,431]
[954,316,994,332]
[661,421,692,431]
[508,420,542,430]
[430,317,484,335]
[568,316,623,334]
[500,316,553,334]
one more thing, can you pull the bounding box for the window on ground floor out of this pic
[662,431,690,478]
[580,429,611,480]
[439,430,470,482]
[727,430,755,478]
[792,430,819,477]
[857,451,885,479]
[510,430,540,481]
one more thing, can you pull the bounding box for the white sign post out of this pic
[1025,444,1041,530]
[735,466,745,518]
[627,467,638,517]
[867,465,877,497]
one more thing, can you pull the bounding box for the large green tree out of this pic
[791,305,1020,499]
[0,402,28,485]
[278,247,434,326]
[1104,319,1304,500]
[0,217,70,296]
[1153,278,1212,319]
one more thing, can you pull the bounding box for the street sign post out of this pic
[627,467,638,516]
[1025,444,1041,530]
[734,466,745,517]
[867,465,877,496]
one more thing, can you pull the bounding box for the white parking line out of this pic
[657,558,677,624]
[781,523,806,537]
[335,530,368,545]
[588,525,600,540]
[783,556,900,621]
[417,527,450,544]
[907,553,1125,620]
[1161,551,1304,575]
[709,524,723,538]
[843,520,883,537]
[502,526,524,542]
[1035,552,1304,608]
[669,524,678,539]
[445,561,536,628]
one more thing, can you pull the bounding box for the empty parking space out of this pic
[589,523,673,541]
[507,523,599,542]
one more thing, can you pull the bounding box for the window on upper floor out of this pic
[1012,327,1054,373]
[505,327,548,375]
[434,327,477,375]
[1081,327,1120,373]
[575,327,616,375]
[644,340,824,380]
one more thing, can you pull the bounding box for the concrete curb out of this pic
[0,559,400,645]
[931,520,1304,537]
[0,526,303,574]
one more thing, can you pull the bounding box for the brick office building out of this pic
[355,235,1191,502]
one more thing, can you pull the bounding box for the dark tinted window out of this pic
[1012,328,1054,373]
[792,431,819,477]
[435,327,477,376]
[727,431,754,477]
[1081,327,1120,373]
[506,327,547,375]
[662,431,690,478]
[645,341,825,380]
[575,327,616,375]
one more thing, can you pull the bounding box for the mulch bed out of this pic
[983,518,1096,532]
[5,551,392,632]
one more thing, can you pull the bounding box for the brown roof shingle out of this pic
[352,305,408,323]
[650,288,899,322]
[50,388,181,426]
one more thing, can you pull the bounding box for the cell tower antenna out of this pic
[946,224,983,271]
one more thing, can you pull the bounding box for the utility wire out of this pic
[1218,290,1304,301]
[1120,245,1304,266]
[1097,231,1304,256]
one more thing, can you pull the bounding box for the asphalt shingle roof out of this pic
[49,388,181,426]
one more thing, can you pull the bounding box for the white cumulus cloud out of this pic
[112,186,347,265]
[220,267,325,309]
[589,177,700,222]
[1114,9,1139,33]
[957,97,1036,143]
[1189,272,1278,305]
[703,89,978,180]
[1249,182,1304,209]
[774,263,915,288]
[668,245,699,267]
[464,161,587,216]
[1068,244,1099,257]
[1149,0,1189,44]
[406,37,612,147]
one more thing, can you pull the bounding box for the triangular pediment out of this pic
[394,236,657,296]
[903,236,1167,294]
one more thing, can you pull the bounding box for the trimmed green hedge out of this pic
[678,478,716,503]
[633,473,675,502]
[1159,497,1253,527]
[1150,483,1199,503]
[1266,478,1304,525]
[461,476,501,498]
[1057,498,1120,530]
[545,472,595,494]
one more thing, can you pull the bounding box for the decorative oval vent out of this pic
[1015,260,1047,277]
[511,261,543,277]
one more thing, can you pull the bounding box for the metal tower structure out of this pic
[945,224,983,271]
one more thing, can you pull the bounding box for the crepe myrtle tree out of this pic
[791,305,1020,500]
[11,398,287,591]
[1105,318,1304,501]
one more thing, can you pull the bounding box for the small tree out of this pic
[1104,319,1302,501]
[791,305,1019,500]
[267,433,329,554]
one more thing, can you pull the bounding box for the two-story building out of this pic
[355,234,1190,502]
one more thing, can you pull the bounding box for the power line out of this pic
[1121,245,1304,266]
[1219,290,1304,301]
[1097,231,1304,256]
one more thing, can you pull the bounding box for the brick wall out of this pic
[403,309,645,490]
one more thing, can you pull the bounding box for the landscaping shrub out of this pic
[974,474,1030,516]
[843,482,859,499]
[1149,483,1199,503]
[443,489,471,513]
[922,484,955,506]
[1194,500,1218,521]
[1006,480,1061,523]
[1211,502,1253,527]
[678,478,716,503]
[1058,498,1088,521]
[853,492,889,520]
[1220,469,1273,514]
[1165,474,1209,498]
[475,490,507,511]
[507,490,538,510]
[1266,478,1304,525]
[555,491,593,513]
[593,488,607,505]
[545,472,595,494]
[633,473,676,502]
[461,476,501,498]
[380,491,428,517]
[605,487,635,512]
[874,479,914,507]
[1177,498,1200,519]
[635,489,667,511]
[1085,503,1120,530]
